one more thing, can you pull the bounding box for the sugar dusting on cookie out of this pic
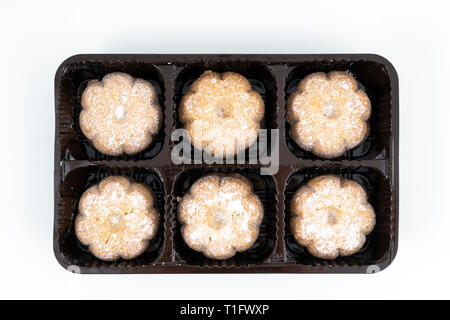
[80,72,162,156]
[75,176,159,261]
[286,71,371,158]
[290,175,375,259]
[179,71,264,158]
[178,174,263,260]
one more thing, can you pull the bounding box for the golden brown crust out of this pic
[290,174,375,259]
[80,72,162,156]
[286,71,371,158]
[179,71,264,157]
[177,173,264,260]
[75,176,160,261]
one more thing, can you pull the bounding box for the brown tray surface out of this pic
[54,54,399,273]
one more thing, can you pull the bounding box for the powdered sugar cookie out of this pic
[75,176,160,261]
[179,71,264,157]
[290,175,375,259]
[178,174,264,260]
[80,72,162,156]
[286,71,371,158]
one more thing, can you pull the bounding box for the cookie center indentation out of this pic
[214,99,230,118]
[108,213,123,228]
[114,104,126,120]
[208,208,227,229]
[326,208,339,226]
[322,102,339,119]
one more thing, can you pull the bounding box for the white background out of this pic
[0,0,448,299]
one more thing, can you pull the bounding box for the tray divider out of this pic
[158,166,186,263]
[269,64,290,261]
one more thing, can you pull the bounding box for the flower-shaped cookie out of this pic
[290,175,375,259]
[178,174,264,260]
[75,176,160,261]
[80,72,162,156]
[179,70,264,158]
[286,71,371,158]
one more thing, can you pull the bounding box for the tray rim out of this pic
[54,53,399,274]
